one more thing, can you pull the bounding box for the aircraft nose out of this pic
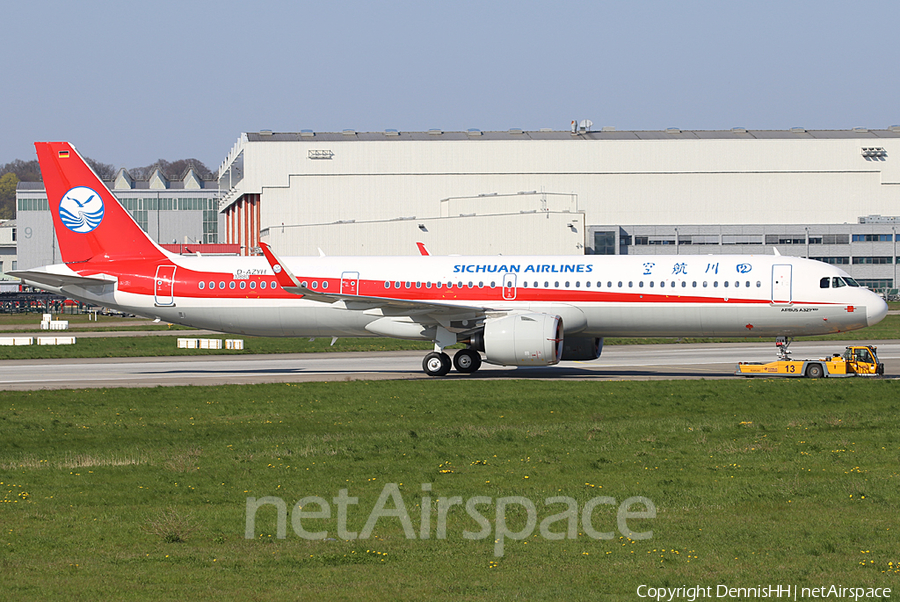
[867,294,889,327]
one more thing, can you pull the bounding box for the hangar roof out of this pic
[244,127,900,143]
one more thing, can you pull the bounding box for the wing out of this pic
[258,242,506,332]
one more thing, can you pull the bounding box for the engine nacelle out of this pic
[475,313,564,366]
[561,337,604,361]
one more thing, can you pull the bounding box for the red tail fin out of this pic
[35,142,166,264]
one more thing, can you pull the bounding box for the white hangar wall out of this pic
[218,129,900,266]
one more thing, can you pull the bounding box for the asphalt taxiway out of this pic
[0,340,896,390]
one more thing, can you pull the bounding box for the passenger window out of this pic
[384,281,390,289]
[394,281,401,288]
[681,281,686,287]
[198,281,205,289]
[555,281,559,287]
[219,281,225,289]
[648,281,653,288]
[250,281,256,289]
[322,281,328,289]
[617,281,622,287]
[260,281,267,289]
[692,281,697,287]
[756,281,761,287]
[723,281,729,288]
[271,281,277,289]
[745,281,750,288]
[565,281,570,288]
[639,281,644,288]
[628,281,633,288]
[240,281,246,289]
[416,282,422,288]
[311,281,318,289]
[585,281,590,288]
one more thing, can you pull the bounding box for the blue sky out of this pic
[3,0,898,170]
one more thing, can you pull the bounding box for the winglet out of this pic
[416,242,430,256]
[259,242,301,289]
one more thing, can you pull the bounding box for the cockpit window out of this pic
[832,277,846,288]
[844,277,861,287]
[820,277,830,288]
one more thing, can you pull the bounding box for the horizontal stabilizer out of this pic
[9,268,117,290]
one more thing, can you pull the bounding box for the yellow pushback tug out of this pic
[735,337,884,378]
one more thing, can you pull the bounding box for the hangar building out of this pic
[217,126,900,290]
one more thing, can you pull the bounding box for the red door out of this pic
[502,273,517,301]
[155,265,177,306]
[341,271,359,295]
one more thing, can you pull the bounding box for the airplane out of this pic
[11,141,889,377]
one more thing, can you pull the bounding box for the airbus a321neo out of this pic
[12,142,888,376]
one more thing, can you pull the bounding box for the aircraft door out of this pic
[502,273,517,301]
[771,264,792,304]
[341,271,359,295]
[154,265,177,307]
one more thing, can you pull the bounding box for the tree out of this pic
[0,172,18,219]
[129,158,214,180]
[0,159,40,182]
[84,157,116,180]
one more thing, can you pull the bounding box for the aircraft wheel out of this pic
[453,348,482,373]
[805,363,824,378]
[423,352,452,377]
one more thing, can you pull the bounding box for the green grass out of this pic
[2,380,899,600]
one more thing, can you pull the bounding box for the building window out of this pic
[822,234,850,245]
[17,198,50,211]
[593,231,616,255]
[765,235,805,244]
[852,234,893,242]
[811,257,850,265]
[722,235,762,245]
[856,279,893,289]
[852,256,893,264]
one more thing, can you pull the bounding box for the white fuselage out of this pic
[45,252,886,340]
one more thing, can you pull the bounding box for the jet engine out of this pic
[472,313,564,366]
[560,337,604,361]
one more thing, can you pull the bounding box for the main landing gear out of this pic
[422,348,482,377]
